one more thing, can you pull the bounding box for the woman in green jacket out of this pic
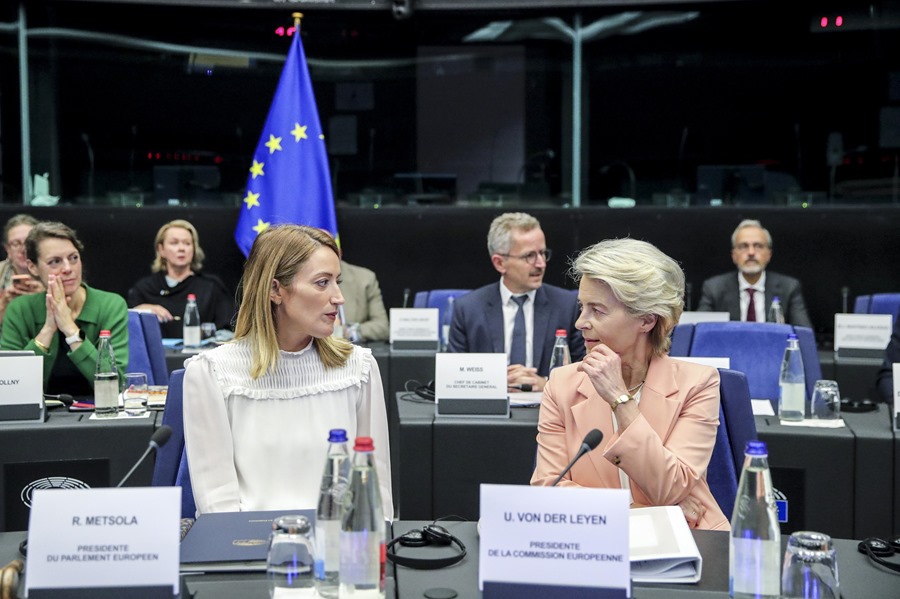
[0,221,127,396]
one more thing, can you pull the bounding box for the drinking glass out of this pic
[122,372,148,417]
[811,380,841,420]
[201,322,217,342]
[267,515,316,598]
[782,531,840,598]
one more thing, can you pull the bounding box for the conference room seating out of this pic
[670,323,694,356]
[175,449,196,519]
[126,310,154,383]
[137,311,169,385]
[151,368,185,487]
[855,292,900,323]
[854,295,871,314]
[673,322,822,403]
[413,288,470,330]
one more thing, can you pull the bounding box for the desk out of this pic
[390,521,900,598]
[0,410,160,532]
[397,396,888,538]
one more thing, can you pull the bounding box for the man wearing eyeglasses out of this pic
[0,214,44,331]
[697,219,812,328]
[448,212,584,392]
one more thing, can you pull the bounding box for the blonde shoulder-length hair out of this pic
[151,219,206,273]
[234,224,353,379]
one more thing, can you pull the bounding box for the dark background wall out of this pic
[2,204,897,345]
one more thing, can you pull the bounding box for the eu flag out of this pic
[234,29,337,257]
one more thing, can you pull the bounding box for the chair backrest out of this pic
[792,325,822,400]
[151,368,185,487]
[669,323,694,356]
[869,293,900,324]
[138,311,169,385]
[175,448,196,519]
[853,295,871,314]
[127,310,153,383]
[708,368,758,519]
[413,289,471,328]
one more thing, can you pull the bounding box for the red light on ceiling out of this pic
[820,16,828,28]
[835,15,843,26]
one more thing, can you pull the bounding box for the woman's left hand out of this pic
[679,496,705,528]
[46,275,77,335]
[578,344,628,405]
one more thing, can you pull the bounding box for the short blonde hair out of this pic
[152,220,205,272]
[234,225,352,379]
[487,212,540,256]
[571,238,684,356]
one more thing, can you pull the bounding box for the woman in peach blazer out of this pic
[531,238,729,531]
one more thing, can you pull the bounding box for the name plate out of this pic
[678,311,730,324]
[834,313,892,358]
[435,353,509,418]
[390,308,439,350]
[480,484,630,598]
[26,487,181,598]
[0,353,43,422]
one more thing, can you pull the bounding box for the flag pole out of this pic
[293,12,303,33]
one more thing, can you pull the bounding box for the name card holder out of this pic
[390,308,440,350]
[834,313,892,359]
[0,352,43,422]
[435,353,509,418]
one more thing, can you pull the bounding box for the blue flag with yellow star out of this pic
[234,30,337,256]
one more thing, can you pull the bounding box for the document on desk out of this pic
[629,506,702,584]
[180,509,315,572]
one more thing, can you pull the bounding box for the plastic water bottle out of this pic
[768,296,785,324]
[315,429,351,599]
[441,295,455,351]
[548,329,571,372]
[778,333,805,422]
[94,330,119,419]
[339,437,385,599]
[729,440,781,599]
[183,293,201,348]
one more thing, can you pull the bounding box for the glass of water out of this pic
[811,380,841,420]
[267,515,316,598]
[123,372,148,417]
[782,531,840,598]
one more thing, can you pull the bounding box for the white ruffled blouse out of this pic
[183,339,393,520]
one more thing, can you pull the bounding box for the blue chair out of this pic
[853,295,871,314]
[175,449,196,519]
[869,293,900,324]
[669,323,694,356]
[413,289,470,331]
[127,310,153,382]
[138,311,169,385]
[688,322,821,404]
[708,368,757,519]
[151,368,185,487]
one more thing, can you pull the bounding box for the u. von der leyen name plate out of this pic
[25,487,181,598]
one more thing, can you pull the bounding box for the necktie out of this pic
[746,288,757,322]
[509,295,528,366]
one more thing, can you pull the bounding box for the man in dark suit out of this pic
[698,219,812,329]
[448,212,584,392]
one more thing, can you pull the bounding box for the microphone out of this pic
[841,286,849,314]
[551,429,603,487]
[402,288,410,308]
[43,393,74,406]
[116,426,172,488]
[508,383,533,392]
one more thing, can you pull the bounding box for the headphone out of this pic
[387,523,466,570]
[858,536,900,573]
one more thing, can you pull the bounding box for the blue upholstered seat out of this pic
[138,311,169,385]
[126,310,153,382]
[869,293,900,324]
[413,289,471,331]
[151,368,185,487]
[669,323,694,356]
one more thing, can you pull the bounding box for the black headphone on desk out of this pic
[387,523,467,570]
[858,536,900,573]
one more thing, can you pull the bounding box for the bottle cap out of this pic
[99,330,111,337]
[187,294,197,300]
[745,440,767,456]
[555,329,566,336]
[787,333,798,340]
[353,436,375,452]
[328,429,349,443]
[772,296,780,301]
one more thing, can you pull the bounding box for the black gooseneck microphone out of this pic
[551,429,603,487]
[841,286,850,314]
[42,393,74,406]
[116,426,172,488]
[402,288,411,308]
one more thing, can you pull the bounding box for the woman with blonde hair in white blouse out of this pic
[183,225,392,518]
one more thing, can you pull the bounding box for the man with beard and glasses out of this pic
[698,219,812,328]
[448,212,584,392]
